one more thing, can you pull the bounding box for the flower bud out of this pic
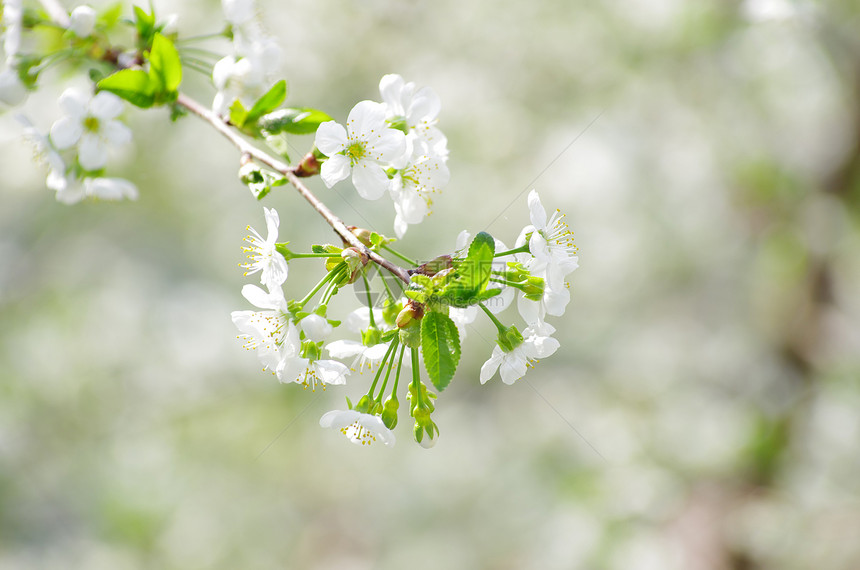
[346,226,374,247]
[396,300,424,329]
[413,419,439,449]
[295,152,320,177]
[381,395,399,429]
[412,255,453,277]
[382,300,402,327]
[69,6,96,38]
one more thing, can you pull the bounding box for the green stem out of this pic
[380,271,397,303]
[489,277,523,289]
[369,339,399,399]
[495,244,530,257]
[375,337,400,403]
[479,302,507,334]
[382,244,417,267]
[392,343,406,396]
[363,273,377,328]
[297,263,341,307]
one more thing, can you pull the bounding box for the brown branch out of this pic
[175,93,411,285]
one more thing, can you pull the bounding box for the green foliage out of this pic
[97,69,155,107]
[442,231,497,307]
[420,312,460,392]
[259,107,334,135]
[148,33,182,95]
[132,5,157,50]
[229,81,288,136]
[96,33,180,108]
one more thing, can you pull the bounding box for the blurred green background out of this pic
[2,0,860,568]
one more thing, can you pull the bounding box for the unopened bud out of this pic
[381,396,399,429]
[412,255,453,277]
[346,226,374,247]
[295,152,320,177]
[396,300,424,329]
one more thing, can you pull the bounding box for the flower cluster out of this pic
[315,74,451,238]
[212,0,283,116]
[476,190,578,385]
[17,88,137,204]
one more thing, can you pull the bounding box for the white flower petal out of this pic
[352,161,389,200]
[379,74,406,115]
[77,133,107,171]
[499,350,528,384]
[0,69,28,106]
[326,339,365,359]
[57,88,88,118]
[49,116,83,149]
[103,120,132,146]
[86,177,138,200]
[314,120,347,156]
[348,100,387,139]
[90,91,124,120]
[320,154,350,188]
[527,189,547,230]
[480,347,503,384]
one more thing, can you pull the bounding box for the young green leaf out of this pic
[229,100,249,128]
[97,69,155,108]
[258,107,334,135]
[464,231,495,292]
[148,33,182,96]
[421,312,461,392]
[246,80,287,125]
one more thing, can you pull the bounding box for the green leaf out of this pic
[148,32,182,95]
[258,107,334,135]
[464,232,495,291]
[246,80,287,125]
[133,5,157,48]
[97,69,155,108]
[421,312,461,392]
[229,100,248,128]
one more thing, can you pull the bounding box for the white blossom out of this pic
[326,307,390,372]
[277,354,349,390]
[212,0,282,116]
[515,189,578,317]
[50,88,131,171]
[379,73,448,159]
[479,321,559,385]
[389,153,449,238]
[69,6,96,38]
[231,283,292,375]
[241,207,288,290]
[320,409,395,446]
[315,100,407,200]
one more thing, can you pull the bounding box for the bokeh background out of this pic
[2,0,860,568]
